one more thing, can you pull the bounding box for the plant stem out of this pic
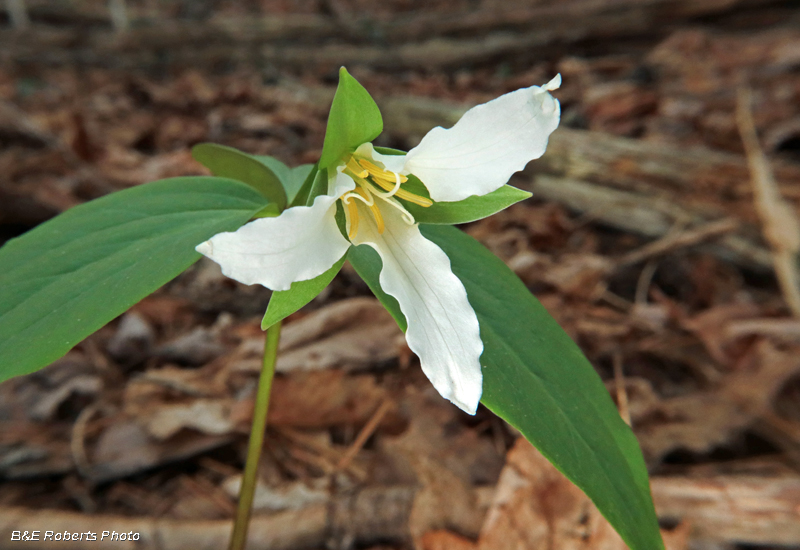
[228,320,282,550]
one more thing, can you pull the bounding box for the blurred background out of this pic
[1,0,800,548]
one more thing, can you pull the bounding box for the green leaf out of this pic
[319,67,383,170]
[261,253,347,329]
[0,177,269,384]
[253,156,313,205]
[349,225,664,550]
[407,183,531,225]
[192,143,287,211]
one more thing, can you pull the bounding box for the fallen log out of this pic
[0,0,787,69]
[652,475,800,545]
[2,472,799,547]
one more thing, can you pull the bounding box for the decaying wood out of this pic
[479,437,800,547]
[0,505,329,550]
[652,475,800,545]
[4,452,800,548]
[531,174,774,270]
[0,486,425,549]
[0,0,786,69]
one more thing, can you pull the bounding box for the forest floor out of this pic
[2,0,800,549]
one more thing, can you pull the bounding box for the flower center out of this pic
[340,153,432,240]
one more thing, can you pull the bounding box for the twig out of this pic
[736,87,800,317]
[335,399,392,472]
[70,404,98,480]
[635,260,659,304]
[617,218,739,268]
[725,318,800,341]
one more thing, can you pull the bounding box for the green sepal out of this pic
[253,155,314,205]
[408,184,531,225]
[319,67,383,170]
[348,245,407,332]
[348,225,664,550]
[192,143,287,211]
[261,253,348,329]
[0,177,269,383]
[373,146,405,156]
[289,163,319,208]
[290,163,328,208]
[305,168,329,206]
[334,200,347,238]
[253,203,281,219]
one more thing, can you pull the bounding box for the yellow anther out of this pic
[370,177,433,207]
[344,195,360,239]
[355,187,385,233]
[357,158,408,184]
[395,189,433,207]
[345,157,369,179]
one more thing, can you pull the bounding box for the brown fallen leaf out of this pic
[420,529,476,550]
[477,438,685,550]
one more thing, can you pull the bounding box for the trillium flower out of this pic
[196,71,561,414]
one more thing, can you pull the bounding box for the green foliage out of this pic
[192,143,287,210]
[348,246,407,332]
[319,67,383,170]
[406,182,531,225]
[261,253,348,329]
[0,177,269,383]
[289,164,319,208]
[253,156,314,205]
[306,169,330,206]
[349,225,664,550]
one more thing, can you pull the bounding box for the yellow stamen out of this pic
[344,196,359,239]
[357,158,408,183]
[346,157,369,179]
[355,187,385,233]
[370,176,433,207]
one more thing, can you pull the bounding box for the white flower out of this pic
[196,76,561,414]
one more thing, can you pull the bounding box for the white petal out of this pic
[351,200,484,414]
[401,76,561,202]
[195,171,354,291]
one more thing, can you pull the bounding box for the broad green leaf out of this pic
[349,225,664,550]
[319,67,383,170]
[253,156,313,205]
[192,143,287,210]
[0,177,269,383]
[261,253,347,329]
[406,183,531,225]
